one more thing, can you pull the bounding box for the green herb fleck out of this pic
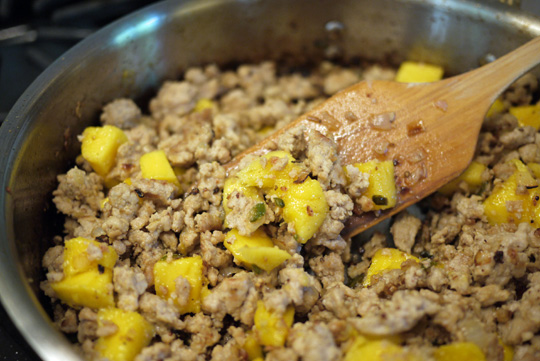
[372,195,388,206]
[251,264,263,274]
[250,203,266,222]
[274,198,285,208]
[346,274,365,288]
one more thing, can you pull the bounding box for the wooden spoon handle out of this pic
[450,36,540,105]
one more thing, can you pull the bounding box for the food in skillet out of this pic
[41,58,540,361]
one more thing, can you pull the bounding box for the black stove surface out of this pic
[2,0,540,360]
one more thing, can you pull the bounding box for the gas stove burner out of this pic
[0,0,158,124]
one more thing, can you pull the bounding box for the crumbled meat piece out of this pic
[323,68,359,95]
[100,98,142,129]
[352,290,439,335]
[149,81,198,119]
[113,266,148,311]
[200,231,232,268]
[53,167,104,218]
[306,130,346,190]
[201,272,258,326]
[390,211,421,253]
[309,253,345,288]
[289,322,340,361]
[139,292,184,329]
[279,267,321,313]
[499,126,536,149]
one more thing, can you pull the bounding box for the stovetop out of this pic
[2,0,540,360]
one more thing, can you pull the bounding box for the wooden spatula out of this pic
[226,37,540,239]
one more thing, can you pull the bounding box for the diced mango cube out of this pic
[364,248,419,287]
[140,150,181,188]
[236,246,291,272]
[51,269,115,309]
[352,160,397,210]
[243,331,264,361]
[81,125,128,177]
[438,161,487,195]
[236,150,296,189]
[95,308,154,361]
[194,98,215,113]
[527,162,540,179]
[433,342,486,361]
[153,256,203,314]
[395,61,444,83]
[484,159,540,225]
[344,336,419,361]
[257,126,275,137]
[224,229,290,272]
[63,237,118,277]
[499,338,514,361]
[510,104,540,130]
[486,98,505,118]
[277,178,329,243]
[254,301,294,347]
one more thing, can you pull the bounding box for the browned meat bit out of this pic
[113,266,148,312]
[391,211,422,254]
[100,98,142,129]
[202,272,258,326]
[289,322,340,361]
[53,167,104,219]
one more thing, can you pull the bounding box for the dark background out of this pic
[1,0,540,360]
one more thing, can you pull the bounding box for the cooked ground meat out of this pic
[42,60,540,361]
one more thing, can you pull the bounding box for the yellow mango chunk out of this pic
[236,247,291,272]
[510,104,540,130]
[236,150,296,189]
[257,126,275,137]
[95,308,154,361]
[51,269,114,309]
[527,162,540,179]
[194,98,215,112]
[153,256,203,314]
[439,161,487,195]
[243,331,264,361]
[484,159,540,225]
[498,338,514,361]
[486,98,505,118]
[433,342,486,361]
[81,125,128,177]
[395,61,444,83]
[344,336,419,361]
[224,229,290,272]
[63,237,118,277]
[140,150,181,188]
[254,300,294,347]
[352,160,397,210]
[277,178,328,243]
[364,248,419,287]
